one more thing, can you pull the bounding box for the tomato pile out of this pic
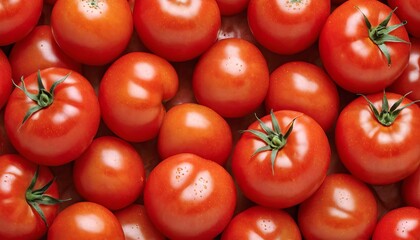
[1,0,420,239]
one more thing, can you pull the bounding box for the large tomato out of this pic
[335,92,420,185]
[372,206,420,239]
[319,0,411,93]
[5,67,100,166]
[388,0,420,38]
[50,0,133,65]
[0,49,12,110]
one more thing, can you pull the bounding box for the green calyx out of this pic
[360,91,420,126]
[356,6,409,66]
[26,166,70,227]
[241,110,296,175]
[13,70,69,125]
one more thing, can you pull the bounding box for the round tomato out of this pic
[0,154,61,240]
[50,0,133,65]
[99,52,178,142]
[47,201,125,240]
[216,0,249,16]
[402,166,420,209]
[319,0,411,93]
[388,0,420,38]
[298,173,378,240]
[144,153,237,240]
[335,92,420,185]
[231,110,331,208]
[133,0,221,62]
[0,48,12,110]
[372,206,420,239]
[5,67,100,166]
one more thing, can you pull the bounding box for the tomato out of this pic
[133,0,221,62]
[8,25,82,82]
[99,52,178,142]
[335,92,420,185]
[114,204,165,240]
[402,166,420,208]
[372,206,420,239]
[47,201,125,240]
[221,205,302,239]
[231,110,330,208]
[388,0,420,38]
[0,48,12,110]
[0,109,16,155]
[265,61,340,132]
[247,0,330,55]
[193,37,269,118]
[157,103,232,166]
[298,173,378,240]
[319,0,411,93]
[0,0,43,46]
[50,0,133,65]
[5,67,100,166]
[216,0,249,16]
[0,154,62,240]
[144,153,236,240]
[73,136,145,210]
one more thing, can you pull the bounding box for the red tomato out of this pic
[144,153,237,240]
[298,173,378,240]
[216,0,249,16]
[231,110,331,208]
[114,204,165,240]
[193,37,269,118]
[50,0,133,65]
[221,206,302,239]
[157,103,232,166]
[0,154,61,240]
[133,0,221,62]
[8,25,82,81]
[335,92,420,185]
[47,201,125,240]
[0,0,43,46]
[372,206,420,239]
[73,136,146,210]
[0,49,12,110]
[247,0,330,55]
[388,0,420,38]
[319,0,411,93]
[402,166,420,209]
[99,52,178,142]
[5,67,101,166]
[265,61,340,132]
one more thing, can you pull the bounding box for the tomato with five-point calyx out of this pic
[0,49,12,110]
[5,67,101,166]
[372,206,420,239]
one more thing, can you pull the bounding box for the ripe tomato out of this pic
[402,166,420,208]
[216,0,249,16]
[73,136,146,210]
[231,110,330,208]
[5,67,100,166]
[99,52,178,142]
[388,0,420,38]
[221,206,302,239]
[47,201,125,240]
[0,154,61,240]
[0,49,12,110]
[298,173,378,240]
[247,0,330,55]
[133,0,221,62]
[50,0,133,65]
[335,92,420,185]
[193,38,269,118]
[372,206,420,239]
[157,103,232,166]
[144,153,237,240]
[319,0,411,93]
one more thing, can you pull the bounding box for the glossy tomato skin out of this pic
[0,0,43,46]
[133,0,221,62]
[8,25,82,81]
[335,92,420,185]
[193,38,269,118]
[0,49,12,110]
[47,201,125,240]
[5,67,101,166]
[402,166,420,208]
[0,154,60,240]
[73,136,146,210]
[388,0,420,38]
[157,103,232,166]
[265,61,340,132]
[144,153,237,240]
[247,0,330,55]
[231,110,331,208]
[51,0,133,65]
[319,0,410,93]
[372,206,420,239]
[99,52,178,142]
[221,206,302,239]
[298,173,378,240]
[216,0,249,16]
